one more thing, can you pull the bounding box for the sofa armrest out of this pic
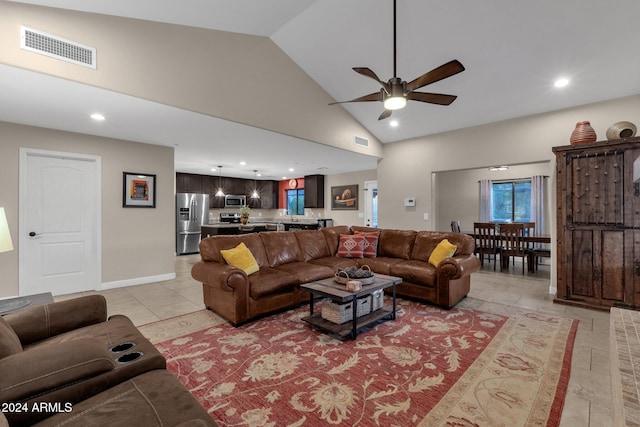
[3,295,108,346]
[436,254,481,280]
[191,261,248,292]
[0,337,114,403]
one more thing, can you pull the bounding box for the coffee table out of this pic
[300,273,402,340]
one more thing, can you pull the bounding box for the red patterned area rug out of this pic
[140,298,577,427]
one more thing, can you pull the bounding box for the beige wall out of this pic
[325,169,378,227]
[378,94,640,231]
[0,121,175,298]
[434,162,552,233]
[0,1,382,158]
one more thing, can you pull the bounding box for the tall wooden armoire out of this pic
[554,136,640,310]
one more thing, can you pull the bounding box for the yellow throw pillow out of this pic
[220,242,259,275]
[428,239,458,267]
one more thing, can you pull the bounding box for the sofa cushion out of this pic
[428,239,458,267]
[308,256,359,271]
[200,234,269,267]
[220,242,259,275]
[260,232,303,267]
[32,370,217,427]
[248,268,299,299]
[336,234,366,258]
[0,316,22,359]
[273,262,333,284]
[378,229,416,259]
[390,260,437,287]
[354,230,380,258]
[294,230,331,261]
[411,231,475,261]
[357,257,403,275]
[320,226,352,256]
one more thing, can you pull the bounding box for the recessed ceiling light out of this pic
[282,176,287,180]
[257,173,262,177]
[554,78,569,88]
[90,113,105,121]
[240,161,246,166]
[210,167,217,172]
[489,166,509,171]
[390,120,399,127]
[288,168,294,172]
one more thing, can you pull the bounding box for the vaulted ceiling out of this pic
[3,0,640,178]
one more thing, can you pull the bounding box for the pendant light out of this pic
[215,165,224,197]
[251,170,260,199]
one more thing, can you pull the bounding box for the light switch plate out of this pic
[423,213,429,221]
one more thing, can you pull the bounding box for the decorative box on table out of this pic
[371,290,384,311]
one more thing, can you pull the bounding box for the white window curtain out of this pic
[479,179,492,222]
[530,175,545,237]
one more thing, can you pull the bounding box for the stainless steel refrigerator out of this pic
[176,193,209,255]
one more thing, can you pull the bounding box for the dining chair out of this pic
[499,223,529,274]
[473,222,499,271]
[450,220,461,233]
[531,247,551,271]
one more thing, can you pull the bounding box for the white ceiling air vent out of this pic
[20,26,96,69]
[354,136,369,148]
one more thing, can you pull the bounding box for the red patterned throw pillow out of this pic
[354,230,380,258]
[336,234,366,258]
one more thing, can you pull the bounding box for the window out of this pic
[491,180,531,222]
[286,189,304,215]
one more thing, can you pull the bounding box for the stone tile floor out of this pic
[56,255,612,427]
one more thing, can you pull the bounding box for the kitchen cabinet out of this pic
[554,136,640,310]
[304,174,325,208]
[176,173,279,210]
[246,180,278,209]
[176,173,203,194]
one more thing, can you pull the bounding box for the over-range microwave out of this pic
[224,195,246,208]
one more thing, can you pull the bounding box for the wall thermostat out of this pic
[404,198,416,207]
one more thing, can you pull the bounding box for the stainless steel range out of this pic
[219,213,241,223]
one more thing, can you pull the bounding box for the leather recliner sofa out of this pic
[192,225,480,325]
[0,295,216,427]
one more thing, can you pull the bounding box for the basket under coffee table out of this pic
[300,273,402,340]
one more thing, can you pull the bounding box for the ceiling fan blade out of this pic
[328,91,383,105]
[406,60,465,92]
[353,68,390,91]
[407,92,457,105]
[378,110,392,120]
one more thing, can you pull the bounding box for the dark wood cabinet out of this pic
[246,180,278,209]
[177,173,279,209]
[304,174,325,208]
[554,136,640,310]
[176,173,203,194]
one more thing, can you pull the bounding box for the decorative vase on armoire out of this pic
[569,121,597,144]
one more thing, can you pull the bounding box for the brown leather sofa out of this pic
[192,226,480,325]
[0,295,216,427]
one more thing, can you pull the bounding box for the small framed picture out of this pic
[123,172,156,208]
[331,184,358,210]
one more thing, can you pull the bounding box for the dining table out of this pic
[464,227,551,273]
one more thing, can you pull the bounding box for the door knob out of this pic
[29,232,37,237]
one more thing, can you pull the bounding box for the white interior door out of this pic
[19,148,100,296]
[364,180,378,228]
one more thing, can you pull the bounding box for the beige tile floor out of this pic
[56,254,612,427]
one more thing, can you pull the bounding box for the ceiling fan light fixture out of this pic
[384,96,407,110]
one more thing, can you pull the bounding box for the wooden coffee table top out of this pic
[300,273,402,302]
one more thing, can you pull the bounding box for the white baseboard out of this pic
[99,273,176,291]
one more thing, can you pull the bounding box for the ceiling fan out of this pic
[330,0,465,120]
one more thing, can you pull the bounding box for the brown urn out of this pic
[570,121,597,145]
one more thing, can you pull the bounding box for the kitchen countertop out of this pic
[202,219,320,228]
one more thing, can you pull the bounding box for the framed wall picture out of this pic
[123,172,156,208]
[331,184,358,210]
